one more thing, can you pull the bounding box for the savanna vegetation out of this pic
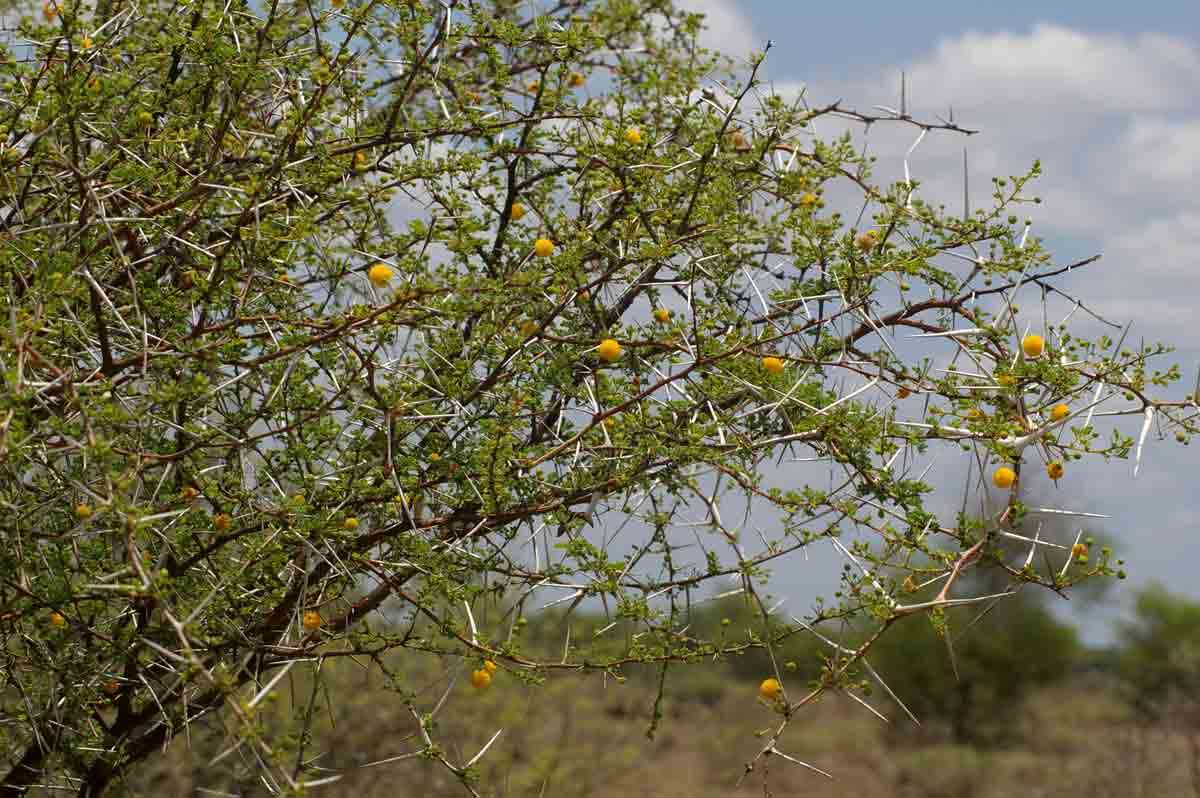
[2,0,1197,793]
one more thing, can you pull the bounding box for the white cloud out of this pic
[901,25,1200,119]
[1081,210,1200,338]
[1108,119,1200,196]
[793,24,1200,207]
[675,0,759,59]
[1105,211,1200,277]
[771,25,1200,340]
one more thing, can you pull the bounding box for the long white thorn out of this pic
[465,728,505,768]
[1133,406,1154,477]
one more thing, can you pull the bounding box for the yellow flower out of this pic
[213,513,232,531]
[302,611,322,631]
[520,320,539,337]
[597,338,622,362]
[1050,403,1070,422]
[471,669,492,689]
[368,263,394,288]
[533,238,555,257]
[526,80,540,93]
[761,356,785,375]
[1071,542,1088,560]
[759,678,782,700]
[80,36,93,50]
[1046,461,1064,480]
[855,230,879,251]
[483,660,498,674]
[653,308,671,323]
[798,192,818,208]
[49,612,66,628]
[993,466,1016,489]
[568,72,586,88]
[343,517,359,531]
[1021,334,1044,358]
[75,503,93,520]
[509,202,526,221]
[624,127,643,146]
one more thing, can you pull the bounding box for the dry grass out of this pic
[116,655,1200,798]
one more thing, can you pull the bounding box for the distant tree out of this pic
[1,0,1194,793]
[1118,585,1200,718]
[1116,585,1200,796]
[869,586,1080,745]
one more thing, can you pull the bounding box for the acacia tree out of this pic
[0,0,1194,793]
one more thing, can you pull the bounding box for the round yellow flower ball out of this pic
[597,338,622,362]
[509,202,526,221]
[368,263,394,288]
[533,238,555,257]
[471,669,492,689]
[1050,403,1069,422]
[302,611,322,631]
[855,230,879,251]
[1021,334,1044,358]
[761,356,785,375]
[624,127,643,146]
[993,466,1016,489]
[759,677,782,700]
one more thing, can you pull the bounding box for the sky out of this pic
[673,0,1200,643]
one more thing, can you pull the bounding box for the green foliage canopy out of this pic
[0,0,1194,792]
